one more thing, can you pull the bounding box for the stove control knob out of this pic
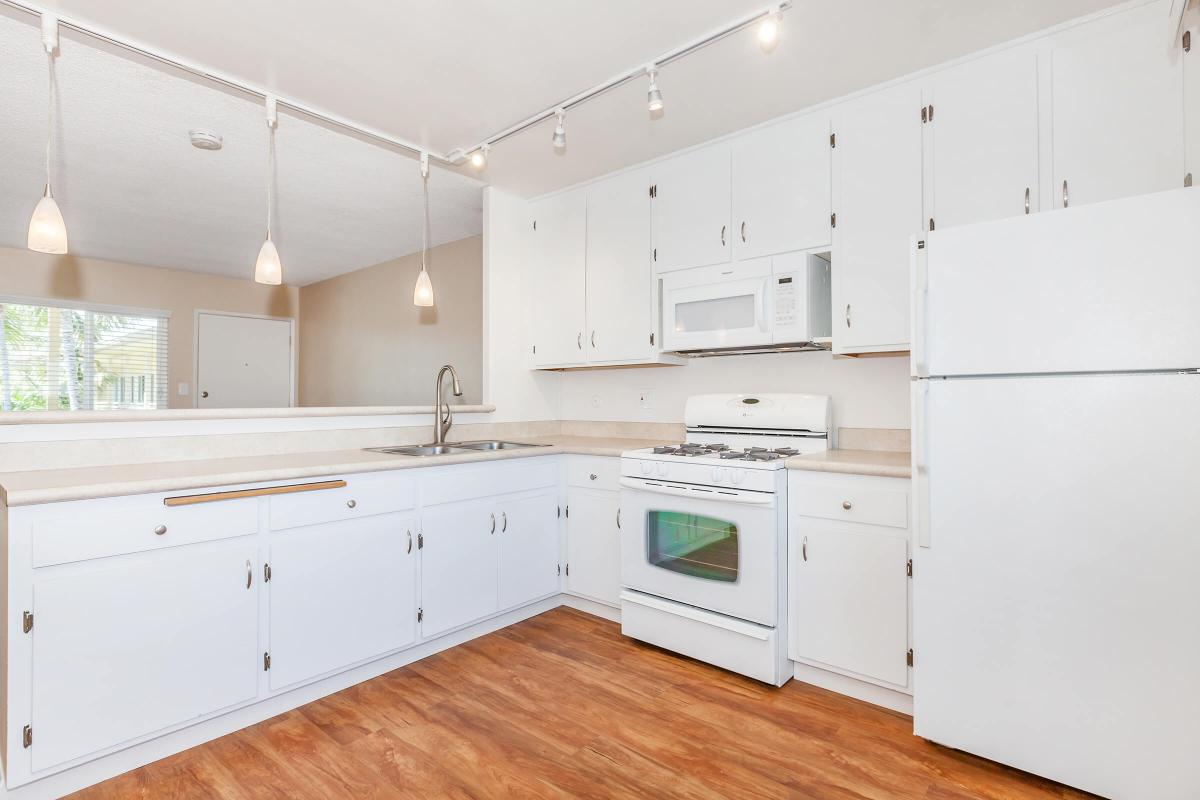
[641,461,653,475]
[655,462,668,477]
[731,469,745,485]
[711,467,722,482]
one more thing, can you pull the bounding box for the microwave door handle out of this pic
[619,477,774,505]
[757,278,770,333]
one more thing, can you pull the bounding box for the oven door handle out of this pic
[619,477,774,505]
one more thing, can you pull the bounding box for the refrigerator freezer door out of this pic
[913,372,1200,799]
[914,187,1200,378]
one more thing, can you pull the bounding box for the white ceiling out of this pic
[0,10,484,287]
[2,0,1131,283]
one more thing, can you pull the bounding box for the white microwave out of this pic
[661,252,831,354]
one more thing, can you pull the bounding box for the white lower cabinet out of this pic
[788,472,912,691]
[419,497,501,638]
[565,487,621,606]
[268,512,418,690]
[30,541,260,773]
[498,491,561,609]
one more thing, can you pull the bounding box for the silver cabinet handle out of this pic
[490,513,496,534]
[576,332,582,350]
[842,500,852,510]
[740,221,746,242]
[346,499,357,509]
[617,508,622,529]
[720,225,726,246]
[1024,187,1031,215]
[845,304,852,328]
[1062,179,1069,208]
[154,524,167,536]
[802,536,808,562]
[246,559,253,589]
[501,511,508,533]
[591,331,596,348]
[407,530,412,554]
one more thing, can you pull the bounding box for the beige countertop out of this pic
[0,435,670,507]
[786,449,912,479]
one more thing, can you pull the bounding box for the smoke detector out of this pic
[189,130,223,151]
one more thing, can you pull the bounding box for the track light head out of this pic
[646,68,664,113]
[470,144,489,169]
[552,110,566,150]
[758,6,782,51]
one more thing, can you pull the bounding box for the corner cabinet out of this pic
[563,456,622,607]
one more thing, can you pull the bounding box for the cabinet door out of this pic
[420,499,499,637]
[832,81,924,353]
[586,169,653,363]
[565,488,621,606]
[791,525,909,687]
[1051,2,1186,209]
[651,143,732,273]
[733,114,832,259]
[498,491,560,609]
[928,47,1040,228]
[531,189,587,367]
[268,513,417,691]
[31,542,259,771]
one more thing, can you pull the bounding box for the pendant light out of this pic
[254,97,282,285]
[28,13,68,255]
[413,153,435,307]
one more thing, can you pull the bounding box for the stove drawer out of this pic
[790,478,908,529]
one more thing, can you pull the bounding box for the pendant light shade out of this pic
[28,188,68,254]
[413,153,435,307]
[29,14,67,255]
[413,265,434,306]
[255,97,283,285]
[255,236,282,285]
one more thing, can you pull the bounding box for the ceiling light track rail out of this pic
[0,0,446,164]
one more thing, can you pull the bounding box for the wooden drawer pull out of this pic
[164,480,348,507]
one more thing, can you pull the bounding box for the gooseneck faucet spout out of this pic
[433,364,463,444]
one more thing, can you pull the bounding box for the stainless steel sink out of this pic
[366,444,471,457]
[451,440,550,451]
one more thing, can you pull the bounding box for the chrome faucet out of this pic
[433,364,463,444]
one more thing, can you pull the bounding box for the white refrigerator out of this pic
[911,187,1200,800]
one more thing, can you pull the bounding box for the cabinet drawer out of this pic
[422,458,557,507]
[790,481,908,529]
[566,455,620,490]
[32,496,258,567]
[270,472,416,531]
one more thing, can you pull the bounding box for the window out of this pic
[0,298,169,411]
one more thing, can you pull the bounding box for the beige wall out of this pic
[0,246,299,409]
[298,235,483,406]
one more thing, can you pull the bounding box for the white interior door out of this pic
[196,312,293,408]
[31,542,259,771]
[585,169,652,363]
[927,46,1040,228]
[913,373,1200,800]
[268,513,417,691]
[1050,1,1186,209]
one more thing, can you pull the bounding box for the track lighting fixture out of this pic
[758,5,782,51]
[646,67,664,113]
[413,153,435,307]
[254,97,282,286]
[552,110,566,151]
[28,13,68,255]
[470,144,489,169]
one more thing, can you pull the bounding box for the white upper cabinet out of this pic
[733,114,832,259]
[586,169,653,363]
[530,188,587,367]
[651,143,732,273]
[1050,1,1186,209]
[926,46,1040,229]
[832,81,924,353]
[1184,23,1198,184]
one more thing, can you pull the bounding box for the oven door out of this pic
[661,258,773,352]
[619,477,779,626]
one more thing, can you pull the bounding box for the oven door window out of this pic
[646,511,739,583]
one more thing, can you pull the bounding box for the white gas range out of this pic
[618,393,831,686]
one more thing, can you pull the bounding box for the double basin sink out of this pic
[365,440,550,457]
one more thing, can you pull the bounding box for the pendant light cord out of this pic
[266,119,275,239]
[421,167,430,272]
[44,50,55,194]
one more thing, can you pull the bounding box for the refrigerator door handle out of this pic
[911,234,930,378]
[913,379,932,549]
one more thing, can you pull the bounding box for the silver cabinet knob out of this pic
[346,499,357,509]
[154,525,167,536]
[842,500,852,510]
[201,391,209,398]
[589,473,597,481]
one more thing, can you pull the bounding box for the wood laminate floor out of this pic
[73,608,1093,799]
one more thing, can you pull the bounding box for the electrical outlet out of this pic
[639,389,655,410]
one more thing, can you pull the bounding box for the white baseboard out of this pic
[792,661,913,715]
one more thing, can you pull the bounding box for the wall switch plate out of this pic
[639,389,655,409]
[178,382,189,396]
